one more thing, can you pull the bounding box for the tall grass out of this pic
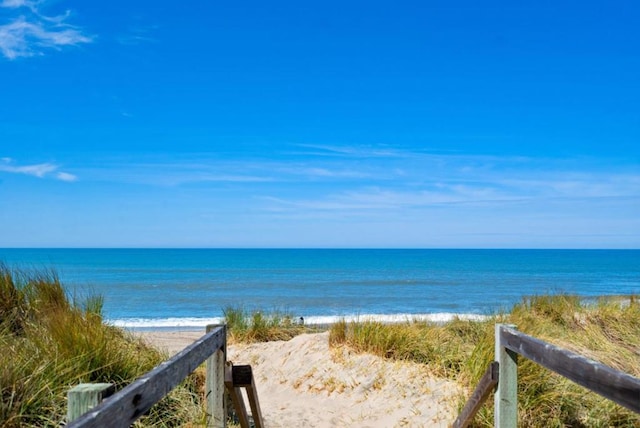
[0,265,203,427]
[329,294,640,427]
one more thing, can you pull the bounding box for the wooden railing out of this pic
[454,324,640,428]
[64,323,640,427]
[66,325,263,428]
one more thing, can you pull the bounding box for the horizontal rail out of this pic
[67,325,226,428]
[499,325,640,414]
[452,361,499,428]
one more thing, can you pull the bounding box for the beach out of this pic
[3,249,638,425]
[140,330,462,427]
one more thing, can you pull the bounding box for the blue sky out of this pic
[0,0,638,248]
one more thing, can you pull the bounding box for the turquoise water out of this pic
[0,249,638,329]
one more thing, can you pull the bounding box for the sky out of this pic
[0,0,638,248]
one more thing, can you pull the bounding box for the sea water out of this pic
[0,249,638,330]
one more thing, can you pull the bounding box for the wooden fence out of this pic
[454,324,640,427]
[66,325,263,428]
[63,322,640,427]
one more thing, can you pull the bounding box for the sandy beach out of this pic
[140,330,461,428]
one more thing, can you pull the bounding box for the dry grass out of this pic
[0,265,204,427]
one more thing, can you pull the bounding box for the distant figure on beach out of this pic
[299,316,304,325]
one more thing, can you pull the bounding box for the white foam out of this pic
[303,313,488,324]
[108,317,225,329]
[107,313,488,329]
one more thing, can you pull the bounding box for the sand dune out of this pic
[140,331,461,427]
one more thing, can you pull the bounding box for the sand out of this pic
[140,331,462,428]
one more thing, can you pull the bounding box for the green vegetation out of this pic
[0,265,204,427]
[329,294,640,427]
[223,306,311,343]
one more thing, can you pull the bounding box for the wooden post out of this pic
[495,324,517,428]
[206,324,227,428]
[453,361,499,428]
[225,363,250,428]
[67,383,115,423]
[232,365,264,428]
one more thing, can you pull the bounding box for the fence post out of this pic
[67,383,115,423]
[206,324,227,428]
[495,324,517,428]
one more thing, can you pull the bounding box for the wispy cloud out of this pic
[80,158,276,186]
[117,24,159,46]
[261,186,528,217]
[0,0,92,59]
[55,171,77,182]
[60,146,639,222]
[2,0,35,11]
[278,165,372,180]
[293,143,409,159]
[79,146,640,193]
[250,146,640,218]
[0,158,77,181]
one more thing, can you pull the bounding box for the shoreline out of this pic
[111,312,490,331]
[137,330,206,354]
[111,294,638,331]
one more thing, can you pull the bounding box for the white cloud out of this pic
[56,171,77,182]
[14,162,57,177]
[1,0,38,10]
[0,0,91,59]
[0,158,77,181]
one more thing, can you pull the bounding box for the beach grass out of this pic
[223,306,310,343]
[0,265,204,427]
[329,294,640,427]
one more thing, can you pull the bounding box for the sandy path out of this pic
[140,331,461,427]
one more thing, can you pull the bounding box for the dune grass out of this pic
[223,306,310,343]
[224,296,640,426]
[329,294,640,427]
[0,265,204,427]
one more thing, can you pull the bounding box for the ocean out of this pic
[0,249,638,330]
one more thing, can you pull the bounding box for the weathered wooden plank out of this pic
[499,325,640,414]
[495,324,518,428]
[230,365,264,428]
[67,325,226,428]
[231,365,254,387]
[67,383,115,422]
[206,324,227,428]
[245,382,264,428]
[225,363,250,428]
[452,361,499,428]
